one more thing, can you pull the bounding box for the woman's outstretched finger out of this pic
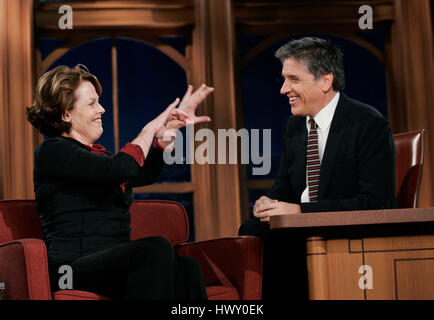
[181,85,193,102]
[160,98,180,121]
[192,116,211,124]
[166,97,180,111]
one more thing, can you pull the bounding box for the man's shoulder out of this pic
[283,115,305,134]
[340,94,387,125]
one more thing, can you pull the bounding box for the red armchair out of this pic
[0,200,262,300]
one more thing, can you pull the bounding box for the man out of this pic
[239,37,397,300]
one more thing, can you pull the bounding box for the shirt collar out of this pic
[84,143,107,155]
[306,91,340,131]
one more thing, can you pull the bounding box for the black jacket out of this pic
[33,136,164,265]
[268,93,397,212]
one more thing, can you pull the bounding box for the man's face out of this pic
[64,80,105,145]
[280,57,325,117]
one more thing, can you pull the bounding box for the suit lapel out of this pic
[292,119,308,199]
[319,93,349,199]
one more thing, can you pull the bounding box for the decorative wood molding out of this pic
[40,36,98,73]
[36,0,195,30]
[234,0,394,33]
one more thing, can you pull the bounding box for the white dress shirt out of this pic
[300,91,340,203]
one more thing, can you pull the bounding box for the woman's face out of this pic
[62,80,105,145]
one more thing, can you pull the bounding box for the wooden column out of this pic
[387,0,434,207]
[190,0,219,241]
[190,0,244,240]
[0,0,35,200]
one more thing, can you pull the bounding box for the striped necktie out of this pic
[307,119,320,202]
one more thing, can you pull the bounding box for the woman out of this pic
[26,64,214,300]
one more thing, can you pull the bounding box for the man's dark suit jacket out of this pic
[268,93,397,212]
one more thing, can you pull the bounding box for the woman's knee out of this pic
[177,256,202,273]
[133,236,175,263]
[176,256,205,285]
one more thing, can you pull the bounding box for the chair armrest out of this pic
[175,236,263,300]
[0,239,51,300]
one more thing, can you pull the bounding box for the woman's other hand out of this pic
[132,98,181,156]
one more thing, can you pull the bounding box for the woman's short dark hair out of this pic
[275,37,345,91]
[26,64,102,137]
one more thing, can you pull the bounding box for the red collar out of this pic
[84,144,107,155]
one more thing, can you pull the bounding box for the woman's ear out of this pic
[62,111,72,123]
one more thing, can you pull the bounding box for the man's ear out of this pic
[321,73,334,92]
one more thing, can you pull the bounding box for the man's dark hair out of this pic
[275,37,345,91]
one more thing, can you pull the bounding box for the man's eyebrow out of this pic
[282,73,299,79]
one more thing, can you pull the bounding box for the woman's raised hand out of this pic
[178,84,214,125]
[133,84,213,156]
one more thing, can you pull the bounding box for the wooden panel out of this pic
[307,238,365,299]
[363,236,434,299]
[235,0,393,34]
[307,234,434,300]
[363,235,434,252]
[395,258,434,300]
[349,239,363,252]
[306,237,329,299]
[36,0,195,30]
[327,239,365,299]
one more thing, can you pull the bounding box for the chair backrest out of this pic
[0,199,189,245]
[0,200,43,244]
[394,129,425,208]
[130,200,189,244]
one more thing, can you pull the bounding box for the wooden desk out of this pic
[270,208,434,300]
